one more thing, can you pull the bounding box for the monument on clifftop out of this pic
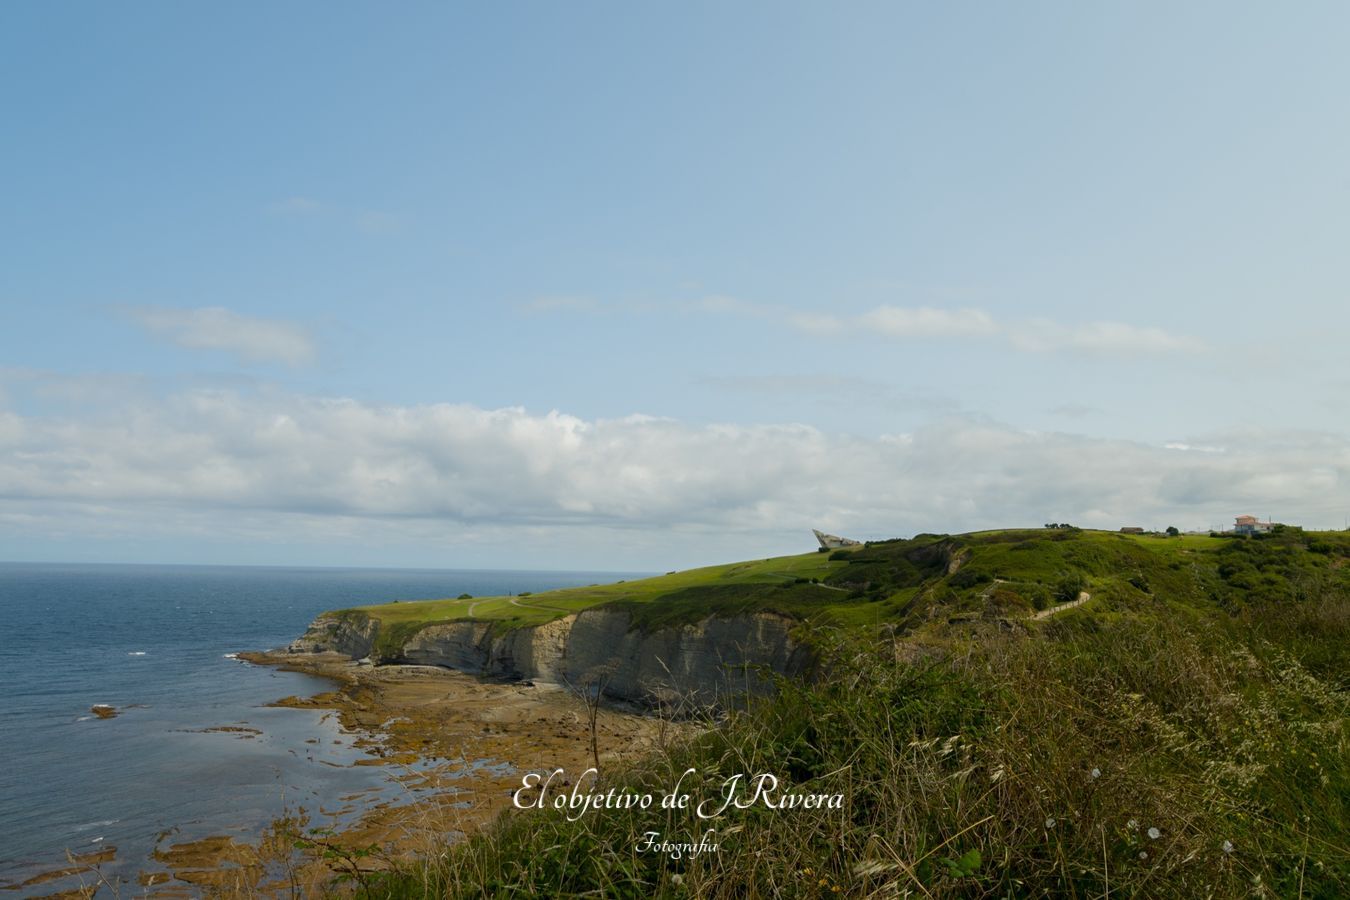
[813,529,862,550]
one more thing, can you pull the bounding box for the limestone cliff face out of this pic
[287,607,810,706]
[287,612,380,658]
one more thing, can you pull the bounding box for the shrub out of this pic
[948,569,993,590]
[1055,571,1088,603]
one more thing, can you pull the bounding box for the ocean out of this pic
[0,562,645,893]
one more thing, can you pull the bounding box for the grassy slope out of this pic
[339,526,1350,651]
[341,549,855,634]
[329,526,1350,898]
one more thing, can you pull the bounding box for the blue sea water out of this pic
[0,562,645,893]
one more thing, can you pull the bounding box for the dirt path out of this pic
[1032,591,1091,620]
[765,572,850,591]
[508,595,571,614]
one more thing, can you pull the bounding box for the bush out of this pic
[948,569,993,590]
[1055,571,1088,603]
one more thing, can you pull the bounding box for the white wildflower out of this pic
[1045,817,1056,828]
[1090,768,1101,779]
[1139,851,1148,860]
[1127,819,1139,830]
[1222,840,1234,854]
[1147,827,1161,840]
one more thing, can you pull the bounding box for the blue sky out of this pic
[3,3,1349,569]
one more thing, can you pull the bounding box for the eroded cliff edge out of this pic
[286,607,811,707]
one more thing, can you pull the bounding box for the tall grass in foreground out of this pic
[353,597,1348,899]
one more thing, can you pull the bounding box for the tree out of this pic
[567,662,618,773]
[1165,526,1180,537]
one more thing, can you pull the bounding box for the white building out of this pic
[1233,515,1274,536]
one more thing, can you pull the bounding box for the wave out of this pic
[127,651,147,656]
[74,819,119,832]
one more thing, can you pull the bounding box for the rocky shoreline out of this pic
[14,652,670,898]
[16,606,799,895]
[206,650,668,893]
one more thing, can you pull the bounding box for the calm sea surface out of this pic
[0,562,645,893]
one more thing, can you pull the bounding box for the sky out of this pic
[2,2,1349,570]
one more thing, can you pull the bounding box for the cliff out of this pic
[286,607,812,707]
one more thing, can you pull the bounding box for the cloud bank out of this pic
[1,387,1344,560]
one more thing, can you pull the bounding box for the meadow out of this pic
[298,527,1349,897]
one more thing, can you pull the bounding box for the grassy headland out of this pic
[332,525,1350,656]
[303,527,1349,897]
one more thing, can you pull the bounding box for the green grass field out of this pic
[336,526,1350,652]
[301,523,1350,898]
[343,547,857,631]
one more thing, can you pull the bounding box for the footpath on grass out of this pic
[1031,591,1091,620]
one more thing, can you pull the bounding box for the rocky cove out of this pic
[285,607,815,707]
[90,604,819,890]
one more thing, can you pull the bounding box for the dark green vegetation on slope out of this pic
[335,526,1350,666]
[310,528,1349,897]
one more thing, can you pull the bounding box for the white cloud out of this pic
[124,306,316,366]
[526,294,1201,358]
[785,312,847,335]
[1164,442,1226,453]
[1,387,1346,559]
[1011,320,1209,355]
[859,305,998,338]
[699,374,959,412]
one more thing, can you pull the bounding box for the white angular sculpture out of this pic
[813,529,862,550]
